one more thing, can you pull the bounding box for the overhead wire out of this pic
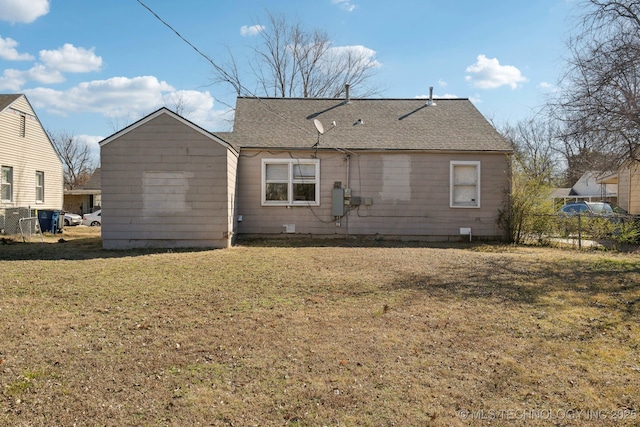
[135,0,316,138]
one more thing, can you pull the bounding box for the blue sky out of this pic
[0,0,577,161]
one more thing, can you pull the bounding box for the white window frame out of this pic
[450,161,481,208]
[36,171,45,203]
[1,166,13,202]
[261,159,320,206]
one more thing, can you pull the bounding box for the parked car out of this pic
[607,202,640,218]
[82,210,101,226]
[63,212,83,226]
[559,201,616,216]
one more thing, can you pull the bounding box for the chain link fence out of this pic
[522,213,640,249]
[0,207,42,241]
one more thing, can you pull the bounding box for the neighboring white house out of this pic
[553,171,618,206]
[0,94,63,233]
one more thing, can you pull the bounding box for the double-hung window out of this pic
[450,161,480,208]
[36,171,45,203]
[262,159,320,206]
[1,166,13,202]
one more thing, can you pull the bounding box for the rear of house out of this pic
[100,108,238,249]
[224,95,512,241]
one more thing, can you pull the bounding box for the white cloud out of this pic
[0,0,49,23]
[24,75,233,131]
[25,76,174,117]
[438,79,447,87]
[415,92,459,99]
[0,64,64,89]
[0,36,34,60]
[538,81,559,93]
[324,45,381,69]
[465,54,527,89]
[163,90,234,131]
[240,25,265,37]
[24,63,64,84]
[75,134,104,162]
[332,0,357,12]
[40,44,102,73]
[0,68,25,91]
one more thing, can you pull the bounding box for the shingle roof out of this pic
[0,94,21,111]
[221,97,512,152]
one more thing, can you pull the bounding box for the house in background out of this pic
[99,90,512,249]
[617,161,640,214]
[100,108,238,249]
[0,94,63,233]
[553,171,618,207]
[63,167,102,215]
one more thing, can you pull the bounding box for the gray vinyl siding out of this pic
[236,149,510,240]
[101,112,238,249]
[0,95,63,210]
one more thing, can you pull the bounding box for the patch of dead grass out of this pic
[0,230,639,425]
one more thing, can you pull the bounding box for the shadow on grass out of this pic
[236,236,487,249]
[389,256,640,314]
[0,236,215,261]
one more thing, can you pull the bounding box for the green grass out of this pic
[0,228,639,426]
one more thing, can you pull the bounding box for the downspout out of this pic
[345,154,350,237]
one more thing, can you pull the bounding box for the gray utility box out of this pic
[332,188,345,216]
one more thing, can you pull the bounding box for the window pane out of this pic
[266,183,288,201]
[36,171,44,202]
[453,185,477,206]
[1,167,12,201]
[266,163,288,181]
[451,163,479,207]
[293,164,315,180]
[2,166,10,183]
[293,183,316,201]
[454,165,477,185]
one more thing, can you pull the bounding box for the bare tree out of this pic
[49,131,97,190]
[554,0,640,168]
[500,118,564,185]
[498,118,562,243]
[212,12,381,98]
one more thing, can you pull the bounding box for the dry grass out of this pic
[1,227,639,426]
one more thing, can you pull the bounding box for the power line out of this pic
[135,0,315,137]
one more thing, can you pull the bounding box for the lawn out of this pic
[1,228,639,426]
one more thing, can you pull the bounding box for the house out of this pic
[617,161,640,214]
[553,171,618,207]
[100,92,511,248]
[99,108,239,249]
[0,94,63,234]
[63,167,102,215]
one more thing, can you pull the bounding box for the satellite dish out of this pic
[313,119,324,134]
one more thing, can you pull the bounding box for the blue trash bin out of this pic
[37,210,62,234]
[37,210,53,233]
[50,211,60,234]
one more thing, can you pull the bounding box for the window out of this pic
[1,166,13,202]
[19,114,26,137]
[450,161,480,208]
[36,171,45,203]
[262,159,320,206]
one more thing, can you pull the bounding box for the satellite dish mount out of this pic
[312,119,336,148]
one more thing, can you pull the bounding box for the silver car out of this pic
[64,212,83,226]
[82,210,102,226]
